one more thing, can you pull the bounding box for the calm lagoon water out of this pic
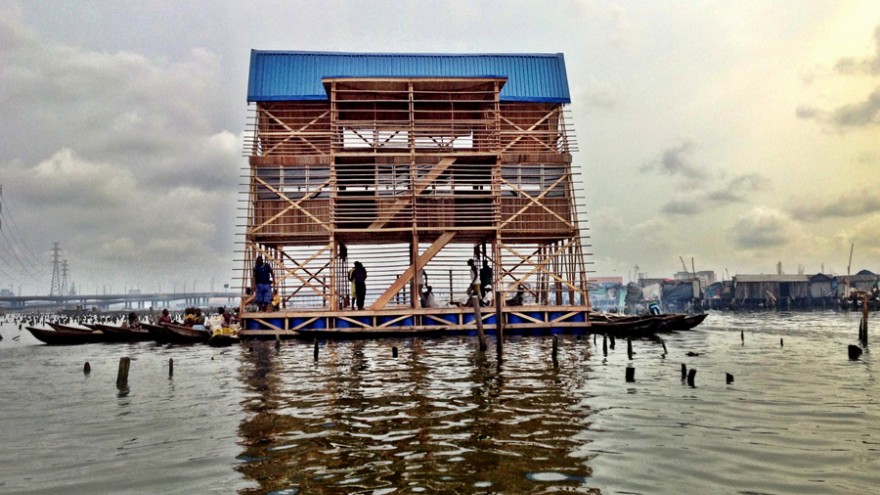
[1,311,878,494]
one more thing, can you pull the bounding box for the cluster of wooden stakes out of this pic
[88,295,871,390]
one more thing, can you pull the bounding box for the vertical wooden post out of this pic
[625,366,635,382]
[687,368,696,386]
[627,338,633,360]
[552,335,559,367]
[860,295,869,343]
[609,334,615,350]
[448,270,454,304]
[495,290,503,357]
[471,295,487,352]
[168,358,173,377]
[726,373,734,384]
[681,363,687,380]
[392,346,398,358]
[849,344,863,360]
[602,334,607,356]
[116,357,130,388]
[313,339,319,361]
[83,362,91,374]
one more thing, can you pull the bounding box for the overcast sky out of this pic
[1,0,879,295]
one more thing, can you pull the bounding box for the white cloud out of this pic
[731,206,797,249]
[0,10,239,293]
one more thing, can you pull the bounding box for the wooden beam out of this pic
[498,175,572,230]
[368,158,456,229]
[251,176,331,233]
[369,231,456,310]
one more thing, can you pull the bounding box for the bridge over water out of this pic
[0,292,240,311]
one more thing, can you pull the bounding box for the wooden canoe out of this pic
[26,326,105,345]
[588,312,706,337]
[206,333,240,347]
[162,323,211,343]
[141,322,174,342]
[48,322,98,334]
[90,323,154,342]
[667,313,708,331]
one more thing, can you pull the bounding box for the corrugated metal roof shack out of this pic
[239,51,590,337]
[733,274,811,308]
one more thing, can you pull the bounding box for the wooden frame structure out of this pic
[239,53,591,336]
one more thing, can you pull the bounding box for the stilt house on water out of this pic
[238,51,591,336]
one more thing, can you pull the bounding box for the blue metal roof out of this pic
[247,50,571,103]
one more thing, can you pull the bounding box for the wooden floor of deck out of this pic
[238,304,591,339]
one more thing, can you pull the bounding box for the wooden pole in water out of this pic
[687,368,696,386]
[392,346,398,358]
[313,339,319,361]
[627,338,633,360]
[726,372,734,384]
[625,366,635,382]
[860,295,869,343]
[168,358,173,377]
[116,357,130,388]
[609,334,616,350]
[552,335,559,367]
[83,362,91,374]
[495,290,504,357]
[602,334,607,356]
[471,295,488,352]
[681,363,687,380]
[849,344,863,360]
[660,339,667,355]
[741,330,744,344]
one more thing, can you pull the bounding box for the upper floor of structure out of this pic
[244,51,577,157]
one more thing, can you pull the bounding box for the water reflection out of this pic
[236,336,599,494]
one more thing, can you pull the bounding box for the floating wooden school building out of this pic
[239,51,590,336]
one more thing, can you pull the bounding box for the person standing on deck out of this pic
[466,258,480,298]
[350,261,368,310]
[479,260,493,299]
[252,255,274,312]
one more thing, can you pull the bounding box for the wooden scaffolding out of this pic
[240,70,591,335]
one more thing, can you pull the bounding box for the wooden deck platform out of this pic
[239,305,590,339]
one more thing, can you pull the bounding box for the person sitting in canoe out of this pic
[121,311,141,330]
[157,309,172,325]
[218,307,233,326]
[192,308,209,332]
[182,307,196,326]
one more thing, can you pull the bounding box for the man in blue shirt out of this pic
[252,255,274,311]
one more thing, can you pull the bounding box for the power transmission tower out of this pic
[62,259,69,295]
[50,242,62,296]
